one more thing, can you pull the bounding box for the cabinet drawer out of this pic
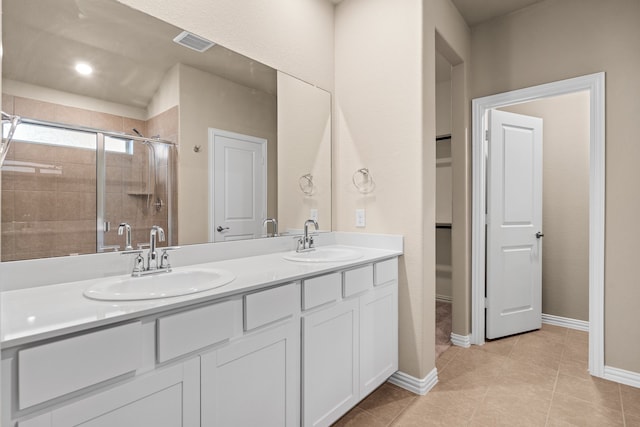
[302,273,341,310]
[375,258,398,286]
[244,283,297,330]
[343,265,373,298]
[18,322,142,409]
[157,300,238,363]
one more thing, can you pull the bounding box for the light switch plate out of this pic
[355,209,366,227]
[310,209,318,221]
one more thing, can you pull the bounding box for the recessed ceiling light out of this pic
[75,62,93,76]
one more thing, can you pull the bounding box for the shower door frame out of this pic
[9,117,176,255]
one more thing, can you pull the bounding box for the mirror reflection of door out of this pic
[209,128,267,242]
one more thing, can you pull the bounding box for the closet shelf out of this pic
[436,223,452,229]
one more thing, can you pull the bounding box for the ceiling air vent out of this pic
[172,31,215,53]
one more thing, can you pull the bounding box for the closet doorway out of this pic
[435,48,453,358]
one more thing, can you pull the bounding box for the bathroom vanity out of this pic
[0,233,401,427]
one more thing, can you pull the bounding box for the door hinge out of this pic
[485,129,489,141]
[484,297,489,308]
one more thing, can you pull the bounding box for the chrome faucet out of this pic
[297,219,319,252]
[263,218,278,237]
[118,223,133,251]
[148,225,165,270]
[122,225,178,277]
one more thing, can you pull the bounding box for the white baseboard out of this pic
[388,368,438,395]
[541,313,589,332]
[436,294,452,303]
[603,366,640,389]
[450,333,471,348]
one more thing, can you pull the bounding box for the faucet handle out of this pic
[132,253,145,276]
[159,247,179,270]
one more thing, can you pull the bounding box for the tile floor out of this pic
[334,324,640,426]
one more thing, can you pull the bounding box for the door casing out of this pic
[471,72,605,377]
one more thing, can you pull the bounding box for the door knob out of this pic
[217,226,230,232]
[536,232,544,239]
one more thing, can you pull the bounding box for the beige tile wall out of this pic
[1,95,177,261]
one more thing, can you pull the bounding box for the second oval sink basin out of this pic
[283,246,363,263]
[83,268,236,301]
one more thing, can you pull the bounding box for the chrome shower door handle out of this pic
[536,232,544,239]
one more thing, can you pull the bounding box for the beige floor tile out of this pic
[539,323,570,341]
[442,346,508,379]
[509,345,562,370]
[566,328,588,343]
[558,357,590,380]
[562,337,589,363]
[469,391,550,426]
[621,384,640,418]
[391,399,471,426]
[554,373,621,412]
[436,356,453,372]
[547,393,624,426]
[480,335,519,357]
[496,358,558,391]
[625,413,640,427]
[515,331,566,354]
[357,383,416,425]
[332,407,387,427]
[419,383,485,420]
[438,345,462,363]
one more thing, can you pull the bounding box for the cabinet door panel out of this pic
[302,299,359,427]
[78,384,182,427]
[49,360,199,427]
[202,322,299,427]
[360,283,398,397]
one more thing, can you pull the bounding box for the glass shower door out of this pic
[100,136,173,252]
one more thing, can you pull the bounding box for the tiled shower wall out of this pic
[1,95,178,261]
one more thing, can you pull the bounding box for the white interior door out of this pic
[486,110,543,339]
[209,129,267,242]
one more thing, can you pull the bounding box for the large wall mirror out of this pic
[1,0,331,261]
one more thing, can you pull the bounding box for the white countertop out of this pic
[1,245,401,349]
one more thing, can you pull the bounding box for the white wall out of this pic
[147,64,180,119]
[335,0,470,379]
[277,72,332,233]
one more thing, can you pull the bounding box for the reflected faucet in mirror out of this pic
[263,218,278,237]
[118,223,133,251]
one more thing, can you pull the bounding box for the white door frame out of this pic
[207,127,268,242]
[471,72,605,377]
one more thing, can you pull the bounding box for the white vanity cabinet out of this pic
[4,254,400,427]
[200,283,300,427]
[14,342,200,427]
[302,259,399,427]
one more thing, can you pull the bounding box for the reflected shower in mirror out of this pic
[1,0,331,261]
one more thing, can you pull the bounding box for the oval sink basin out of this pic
[283,247,363,263]
[83,268,236,301]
